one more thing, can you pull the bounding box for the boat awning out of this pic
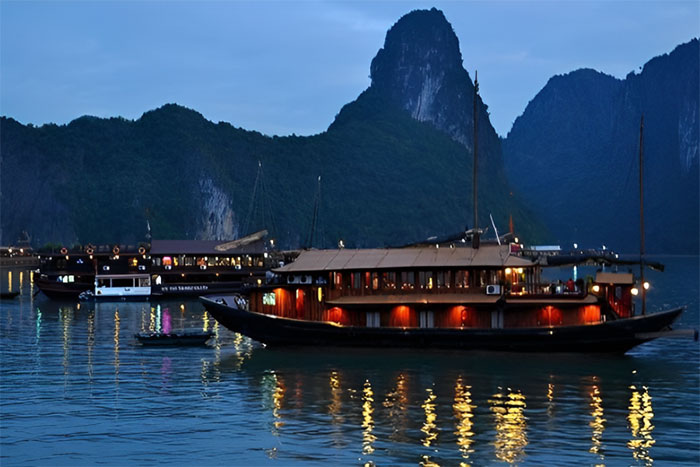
[275,244,535,273]
[326,293,502,306]
[595,272,634,285]
[505,294,598,305]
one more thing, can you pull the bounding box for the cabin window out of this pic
[436,271,445,289]
[263,292,276,306]
[419,271,426,289]
[456,270,468,288]
[366,311,381,328]
[401,271,415,290]
[98,278,110,287]
[113,278,133,287]
[138,277,151,287]
[364,272,371,289]
[371,272,379,290]
[333,272,343,290]
[444,270,452,289]
[419,311,434,328]
[382,272,396,290]
[352,272,361,289]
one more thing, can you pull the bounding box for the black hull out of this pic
[36,278,92,299]
[135,331,214,346]
[201,295,684,353]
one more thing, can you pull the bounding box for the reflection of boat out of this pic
[1,291,20,299]
[135,330,214,346]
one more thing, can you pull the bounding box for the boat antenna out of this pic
[242,160,278,238]
[639,115,646,315]
[472,70,480,249]
[306,175,322,249]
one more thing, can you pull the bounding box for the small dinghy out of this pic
[135,329,214,347]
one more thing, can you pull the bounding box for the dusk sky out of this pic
[2,0,698,137]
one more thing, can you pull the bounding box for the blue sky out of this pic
[1,0,698,137]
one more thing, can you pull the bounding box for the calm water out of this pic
[1,258,698,466]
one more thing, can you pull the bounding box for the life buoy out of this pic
[60,247,68,255]
[138,246,146,255]
[86,247,94,255]
[113,245,120,255]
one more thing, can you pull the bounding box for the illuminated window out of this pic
[371,272,379,290]
[263,293,276,306]
[162,256,172,267]
[401,271,415,290]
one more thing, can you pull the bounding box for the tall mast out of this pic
[639,115,646,315]
[472,70,480,249]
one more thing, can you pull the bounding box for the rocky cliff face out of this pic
[196,178,238,240]
[369,8,504,178]
[504,39,699,253]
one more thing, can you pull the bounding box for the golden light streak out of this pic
[589,385,606,458]
[453,377,476,462]
[7,271,12,293]
[362,380,376,455]
[421,387,438,447]
[627,385,655,465]
[489,389,528,464]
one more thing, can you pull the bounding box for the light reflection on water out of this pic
[1,257,699,465]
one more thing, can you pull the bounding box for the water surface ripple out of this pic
[1,258,698,465]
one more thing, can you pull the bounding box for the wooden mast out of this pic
[472,71,480,249]
[639,115,646,315]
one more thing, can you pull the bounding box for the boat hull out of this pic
[201,295,684,353]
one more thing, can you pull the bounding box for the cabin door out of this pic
[295,289,305,319]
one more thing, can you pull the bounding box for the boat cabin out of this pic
[248,244,604,330]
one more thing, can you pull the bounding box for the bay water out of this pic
[1,257,698,465]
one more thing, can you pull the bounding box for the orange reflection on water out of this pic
[489,389,528,464]
[362,380,376,455]
[628,385,655,465]
[261,372,286,435]
[383,373,408,442]
[453,377,475,463]
[421,387,438,448]
[588,384,606,460]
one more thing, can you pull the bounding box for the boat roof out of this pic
[595,272,634,285]
[275,244,535,273]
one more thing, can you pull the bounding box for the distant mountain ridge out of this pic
[1,9,696,255]
[503,38,699,254]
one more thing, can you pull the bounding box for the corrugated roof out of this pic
[595,272,634,285]
[275,244,534,273]
[326,294,502,306]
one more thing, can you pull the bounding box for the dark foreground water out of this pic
[1,258,698,466]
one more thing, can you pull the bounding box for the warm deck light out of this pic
[514,237,519,243]
[573,243,578,249]
[517,268,523,274]
[317,287,323,302]
[643,282,650,290]
[505,268,512,275]
[592,285,600,293]
[631,287,639,296]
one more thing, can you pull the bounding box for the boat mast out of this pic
[639,115,646,315]
[472,70,480,249]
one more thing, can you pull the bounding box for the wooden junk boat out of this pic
[200,242,686,353]
[201,108,689,353]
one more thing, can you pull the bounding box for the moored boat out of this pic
[200,243,687,353]
[135,329,214,346]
